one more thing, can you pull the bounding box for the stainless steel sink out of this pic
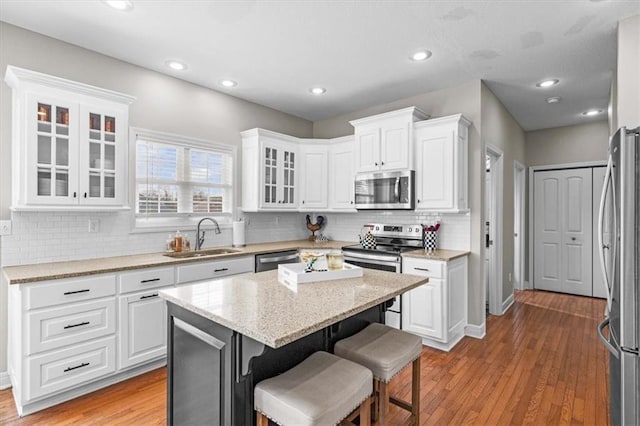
[163,248,243,258]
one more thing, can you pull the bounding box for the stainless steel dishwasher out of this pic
[254,250,299,272]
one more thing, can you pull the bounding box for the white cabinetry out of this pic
[328,136,356,211]
[8,273,118,415]
[176,255,254,284]
[298,141,328,211]
[414,114,470,212]
[118,267,175,370]
[241,129,298,211]
[4,66,135,210]
[350,107,428,173]
[402,255,468,351]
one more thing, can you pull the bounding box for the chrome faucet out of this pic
[195,217,221,251]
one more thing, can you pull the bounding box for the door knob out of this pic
[571,237,576,241]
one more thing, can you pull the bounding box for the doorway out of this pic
[485,145,504,316]
[513,161,526,290]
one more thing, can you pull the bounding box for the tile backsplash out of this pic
[0,210,469,267]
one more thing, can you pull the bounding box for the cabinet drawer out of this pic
[25,274,116,310]
[403,258,444,279]
[27,299,116,355]
[27,336,116,400]
[118,266,175,294]
[176,256,253,284]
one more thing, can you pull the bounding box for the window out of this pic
[131,128,235,230]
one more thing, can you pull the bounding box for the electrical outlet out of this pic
[0,220,12,236]
[275,216,280,225]
[88,219,100,233]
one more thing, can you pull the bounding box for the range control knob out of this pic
[375,226,379,231]
[408,227,412,232]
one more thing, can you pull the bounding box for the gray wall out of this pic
[525,121,609,167]
[480,83,526,310]
[313,80,488,330]
[0,22,313,377]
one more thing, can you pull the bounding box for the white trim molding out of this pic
[501,293,515,314]
[465,322,486,339]
[0,371,11,390]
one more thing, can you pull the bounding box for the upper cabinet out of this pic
[414,114,471,212]
[328,136,356,211]
[4,66,135,210]
[350,107,428,173]
[298,140,328,211]
[241,129,299,212]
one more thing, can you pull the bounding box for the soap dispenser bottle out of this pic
[174,230,183,253]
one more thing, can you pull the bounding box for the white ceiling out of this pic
[1,1,638,131]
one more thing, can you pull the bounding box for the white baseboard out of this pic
[0,371,11,390]
[465,322,486,339]
[524,280,531,289]
[501,293,515,314]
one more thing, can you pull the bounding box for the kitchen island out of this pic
[159,268,428,425]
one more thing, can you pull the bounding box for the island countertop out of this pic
[159,269,428,349]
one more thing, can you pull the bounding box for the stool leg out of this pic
[379,380,389,426]
[257,411,269,426]
[372,380,379,422]
[411,356,421,424]
[360,396,371,426]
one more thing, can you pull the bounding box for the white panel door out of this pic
[414,126,454,210]
[592,167,613,299]
[328,141,356,210]
[299,146,328,209]
[355,126,380,172]
[534,168,593,296]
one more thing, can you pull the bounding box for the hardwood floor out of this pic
[0,290,609,425]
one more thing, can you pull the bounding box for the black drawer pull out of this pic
[140,293,158,300]
[140,278,160,284]
[214,268,229,273]
[64,362,90,372]
[414,267,430,272]
[63,289,90,296]
[63,321,90,329]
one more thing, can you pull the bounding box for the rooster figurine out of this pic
[306,215,325,241]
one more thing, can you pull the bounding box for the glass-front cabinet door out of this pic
[260,141,297,209]
[26,94,79,205]
[79,105,125,205]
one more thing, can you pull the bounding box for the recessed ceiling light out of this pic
[165,60,187,71]
[103,0,133,11]
[546,96,561,104]
[410,50,432,61]
[220,80,237,88]
[536,79,559,88]
[582,109,603,116]
[310,87,326,95]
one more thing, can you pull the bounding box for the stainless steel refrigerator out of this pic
[597,126,639,426]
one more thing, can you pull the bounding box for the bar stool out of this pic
[334,323,422,425]
[254,351,373,426]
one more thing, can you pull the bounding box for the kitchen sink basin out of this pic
[163,248,243,258]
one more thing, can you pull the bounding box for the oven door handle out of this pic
[343,254,400,268]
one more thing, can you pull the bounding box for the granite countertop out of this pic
[402,248,470,261]
[160,269,428,348]
[2,240,350,285]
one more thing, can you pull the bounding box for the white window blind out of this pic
[134,131,233,219]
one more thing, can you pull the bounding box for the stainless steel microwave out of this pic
[354,170,415,210]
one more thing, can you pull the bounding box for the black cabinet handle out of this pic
[140,293,159,300]
[350,201,354,204]
[63,289,90,296]
[414,267,430,272]
[73,192,77,198]
[84,192,87,198]
[214,268,229,273]
[374,162,378,166]
[64,362,90,372]
[140,278,160,284]
[64,321,90,329]
[302,200,305,204]
[417,199,421,203]
[381,161,384,166]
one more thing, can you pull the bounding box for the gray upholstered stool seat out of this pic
[254,351,373,426]
[334,323,423,425]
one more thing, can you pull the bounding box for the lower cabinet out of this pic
[118,289,168,370]
[402,255,468,351]
[7,257,255,416]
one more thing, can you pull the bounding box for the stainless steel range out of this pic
[342,223,424,329]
